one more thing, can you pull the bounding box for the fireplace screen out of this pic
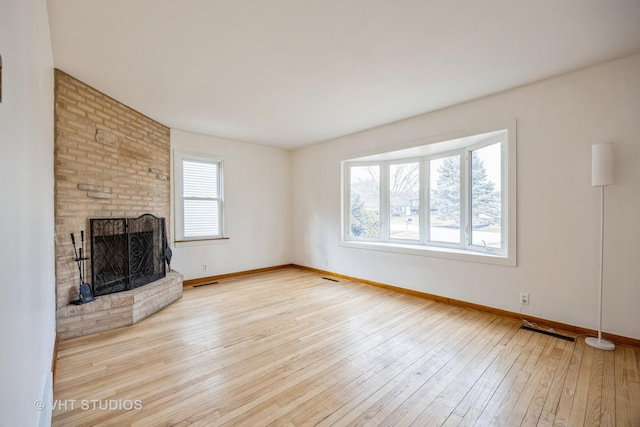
[91,214,167,296]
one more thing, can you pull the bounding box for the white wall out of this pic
[0,0,56,426]
[292,54,640,340]
[171,129,292,280]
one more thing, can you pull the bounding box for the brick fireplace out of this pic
[90,215,167,296]
[54,70,182,340]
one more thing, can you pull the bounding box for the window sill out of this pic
[339,240,516,266]
[174,237,230,247]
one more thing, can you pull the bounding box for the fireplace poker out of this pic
[70,233,82,285]
[70,231,94,304]
[80,230,86,285]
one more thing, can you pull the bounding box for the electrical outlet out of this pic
[520,293,529,305]
[202,264,208,271]
[323,259,329,268]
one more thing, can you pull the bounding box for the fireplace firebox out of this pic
[90,214,167,297]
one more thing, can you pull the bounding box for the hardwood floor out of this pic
[53,268,640,426]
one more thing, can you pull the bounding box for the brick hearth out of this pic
[56,271,183,340]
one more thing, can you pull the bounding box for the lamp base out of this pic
[585,336,615,351]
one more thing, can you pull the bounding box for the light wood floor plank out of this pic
[614,345,632,427]
[626,346,639,384]
[217,296,446,426]
[584,347,604,426]
[371,315,504,426]
[345,318,513,425]
[567,342,594,426]
[540,338,574,416]
[348,312,493,425]
[280,305,474,426]
[51,268,640,426]
[600,350,616,426]
[340,312,500,426]
[408,319,515,426]
[519,339,568,426]
[629,380,640,427]
[492,335,555,426]
[453,328,534,425]
[472,333,545,425]
[550,337,585,427]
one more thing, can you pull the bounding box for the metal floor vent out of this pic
[322,277,339,282]
[193,281,219,288]
[520,325,575,342]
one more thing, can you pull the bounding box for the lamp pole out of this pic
[585,143,615,351]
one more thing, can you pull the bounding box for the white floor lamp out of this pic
[585,143,615,351]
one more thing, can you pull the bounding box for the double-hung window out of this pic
[175,152,223,241]
[343,126,515,264]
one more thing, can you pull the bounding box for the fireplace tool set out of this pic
[70,231,95,305]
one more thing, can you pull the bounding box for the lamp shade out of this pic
[592,143,614,187]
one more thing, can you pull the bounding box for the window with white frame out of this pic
[343,127,514,262]
[174,152,223,241]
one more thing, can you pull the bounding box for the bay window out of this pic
[342,126,515,264]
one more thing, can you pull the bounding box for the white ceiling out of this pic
[47,0,640,149]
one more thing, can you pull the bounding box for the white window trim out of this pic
[173,149,225,243]
[341,121,517,267]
